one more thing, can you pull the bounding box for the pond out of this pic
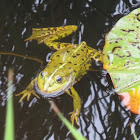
[0,0,140,140]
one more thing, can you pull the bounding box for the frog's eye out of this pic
[40,72,44,78]
[56,75,63,83]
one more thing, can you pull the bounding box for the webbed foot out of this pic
[16,77,40,102]
[16,89,40,102]
[69,109,80,126]
[66,87,81,126]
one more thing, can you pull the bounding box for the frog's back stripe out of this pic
[25,25,78,43]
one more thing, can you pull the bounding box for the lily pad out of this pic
[103,8,140,114]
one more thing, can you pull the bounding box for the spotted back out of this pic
[47,42,94,82]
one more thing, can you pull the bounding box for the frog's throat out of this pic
[34,83,65,98]
[34,77,75,98]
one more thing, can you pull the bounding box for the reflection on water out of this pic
[0,0,140,140]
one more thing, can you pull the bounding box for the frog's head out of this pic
[35,69,75,97]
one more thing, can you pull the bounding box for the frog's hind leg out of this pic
[66,87,81,126]
[25,25,78,48]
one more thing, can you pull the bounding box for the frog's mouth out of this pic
[34,77,75,98]
[34,83,65,98]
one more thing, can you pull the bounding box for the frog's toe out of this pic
[69,111,79,126]
[16,90,31,102]
[16,90,26,96]
[20,93,28,102]
[16,90,40,102]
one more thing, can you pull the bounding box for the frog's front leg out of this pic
[66,87,81,126]
[16,78,40,102]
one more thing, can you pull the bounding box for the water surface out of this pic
[0,0,140,140]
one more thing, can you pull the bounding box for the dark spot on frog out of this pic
[73,56,76,58]
[68,67,71,69]
[64,44,69,47]
[51,46,54,49]
[58,35,63,39]
[88,61,91,64]
[67,50,70,53]
[115,41,118,43]
[95,55,100,59]
[81,49,84,51]
[82,58,84,61]
[57,44,60,49]
[76,54,80,56]
[68,62,72,64]
[74,64,77,65]
[42,33,46,36]
[49,36,53,39]
[59,63,63,65]
[72,30,75,33]
[56,55,60,57]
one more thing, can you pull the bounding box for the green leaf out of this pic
[49,101,87,140]
[4,69,15,140]
[103,8,140,114]
[103,8,140,92]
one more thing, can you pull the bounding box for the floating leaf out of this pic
[103,8,140,114]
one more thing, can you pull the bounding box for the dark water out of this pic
[0,0,140,140]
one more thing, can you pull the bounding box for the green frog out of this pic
[16,25,102,125]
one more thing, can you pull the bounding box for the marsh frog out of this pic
[17,25,102,125]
